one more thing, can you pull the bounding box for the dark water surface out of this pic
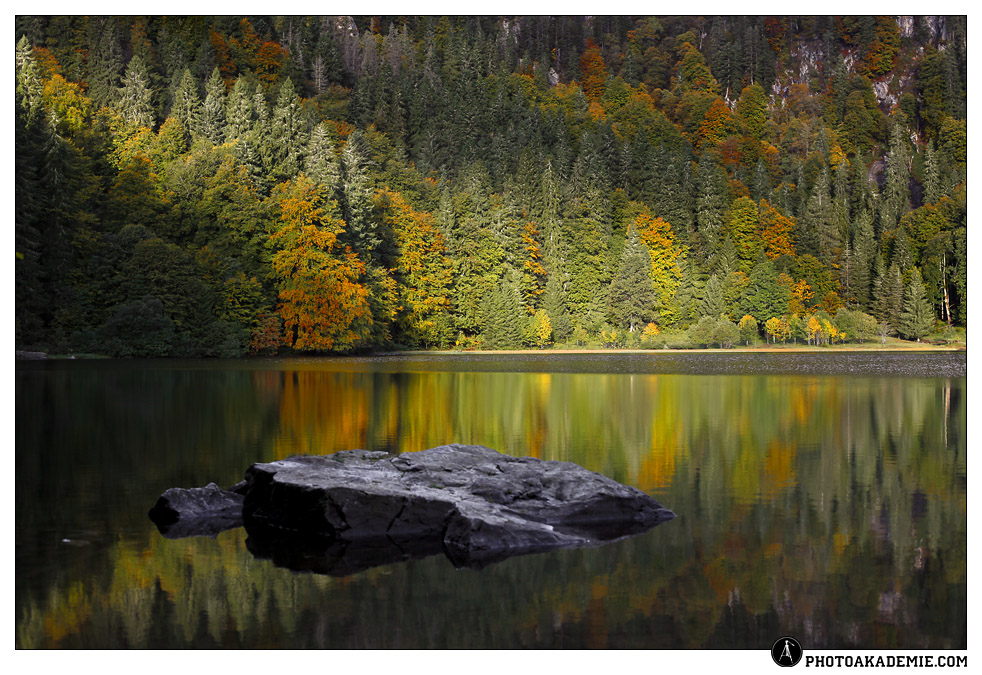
[16,352,966,648]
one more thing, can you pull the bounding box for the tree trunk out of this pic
[941,252,953,325]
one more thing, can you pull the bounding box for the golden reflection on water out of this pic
[262,369,832,503]
[16,362,966,648]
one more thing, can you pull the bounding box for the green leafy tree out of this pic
[98,295,177,357]
[739,260,789,323]
[712,316,740,349]
[528,308,553,348]
[634,211,684,325]
[375,189,453,349]
[726,197,761,272]
[738,314,758,345]
[736,84,768,140]
[687,315,716,347]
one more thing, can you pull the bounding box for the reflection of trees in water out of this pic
[16,365,966,648]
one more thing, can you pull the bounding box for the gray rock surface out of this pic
[150,444,675,573]
[148,482,244,538]
[243,444,674,568]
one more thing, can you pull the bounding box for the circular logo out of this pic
[771,636,803,667]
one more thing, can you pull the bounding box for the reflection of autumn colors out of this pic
[16,360,966,648]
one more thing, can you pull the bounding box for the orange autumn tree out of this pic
[697,98,735,150]
[633,209,685,325]
[759,198,796,259]
[519,221,547,312]
[373,189,453,348]
[579,39,608,104]
[778,272,813,315]
[271,175,371,351]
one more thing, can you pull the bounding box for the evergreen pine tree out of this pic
[804,166,837,264]
[542,268,572,343]
[15,37,47,344]
[339,130,380,258]
[694,151,728,263]
[874,261,904,330]
[269,77,308,183]
[245,88,273,188]
[118,55,156,128]
[848,209,876,311]
[199,67,227,144]
[891,227,913,271]
[702,274,727,318]
[171,68,201,138]
[15,36,44,125]
[311,32,345,94]
[305,122,341,195]
[898,268,935,341]
[922,144,943,205]
[86,16,124,110]
[674,257,706,327]
[224,76,252,142]
[608,231,657,332]
[880,120,912,231]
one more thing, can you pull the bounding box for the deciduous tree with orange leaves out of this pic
[759,199,795,260]
[579,39,608,104]
[270,175,371,352]
[633,209,685,325]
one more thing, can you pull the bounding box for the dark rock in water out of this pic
[244,526,449,577]
[243,444,674,571]
[150,444,675,573]
[148,482,244,538]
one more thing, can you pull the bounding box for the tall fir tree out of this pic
[224,76,253,142]
[607,230,657,332]
[117,55,156,129]
[848,209,876,311]
[171,68,201,138]
[86,16,124,110]
[199,67,227,144]
[269,77,309,183]
[694,151,729,264]
[880,120,912,232]
[873,260,904,330]
[898,268,934,341]
[339,130,380,259]
[305,122,341,194]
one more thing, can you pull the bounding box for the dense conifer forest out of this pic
[14,15,967,356]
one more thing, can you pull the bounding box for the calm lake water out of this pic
[16,352,966,649]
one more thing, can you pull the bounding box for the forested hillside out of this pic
[14,16,967,355]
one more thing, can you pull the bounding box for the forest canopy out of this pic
[14,15,968,355]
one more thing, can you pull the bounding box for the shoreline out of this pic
[18,341,967,361]
[383,344,965,356]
